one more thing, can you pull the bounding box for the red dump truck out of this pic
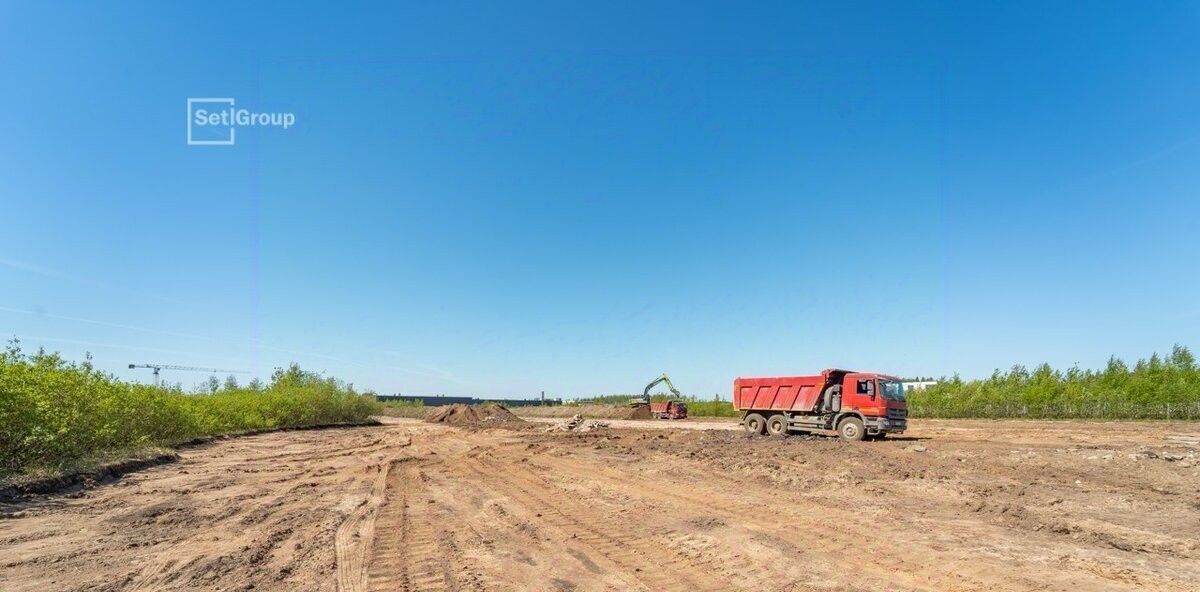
[734,369,907,441]
[649,400,688,419]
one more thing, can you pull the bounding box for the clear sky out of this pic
[2,2,1197,398]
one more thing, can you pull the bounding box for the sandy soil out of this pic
[2,418,1198,591]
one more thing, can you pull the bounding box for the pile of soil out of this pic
[627,405,654,420]
[424,404,525,426]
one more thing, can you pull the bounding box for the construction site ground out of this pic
[2,417,1198,592]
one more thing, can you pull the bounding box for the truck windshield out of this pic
[880,381,906,401]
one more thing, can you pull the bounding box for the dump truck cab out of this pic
[829,370,908,438]
[733,369,908,441]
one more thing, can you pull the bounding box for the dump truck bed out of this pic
[734,375,827,412]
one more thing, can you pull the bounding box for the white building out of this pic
[902,381,938,393]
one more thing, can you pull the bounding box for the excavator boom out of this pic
[642,373,681,400]
[630,374,689,419]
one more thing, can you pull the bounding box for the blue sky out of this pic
[1,2,1197,397]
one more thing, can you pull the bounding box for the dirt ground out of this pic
[512,404,655,420]
[2,418,1198,592]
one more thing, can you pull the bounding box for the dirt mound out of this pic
[627,405,654,420]
[424,404,524,426]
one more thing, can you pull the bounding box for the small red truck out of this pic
[649,400,688,419]
[630,374,689,419]
[734,369,907,441]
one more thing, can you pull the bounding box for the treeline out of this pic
[909,345,1200,420]
[573,346,1200,421]
[0,342,379,479]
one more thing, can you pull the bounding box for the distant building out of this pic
[901,381,938,393]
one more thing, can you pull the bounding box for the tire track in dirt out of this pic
[464,456,733,592]
[364,461,417,591]
[538,454,966,590]
[416,465,507,592]
[497,453,802,590]
[122,490,305,590]
[255,436,391,465]
[365,462,479,592]
[530,452,1118,592]
[657,529,793,590]
[124,556,181,592]
[334,459,400,592]
[331,434,415,592]
[488,457,832,592]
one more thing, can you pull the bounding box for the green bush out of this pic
[682,399,739,417]
[0,342,379,478]
[376,399,428,418]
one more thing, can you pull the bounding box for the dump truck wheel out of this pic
[766,414,787,437]
[838,417,865,442]
[744,413,766,435]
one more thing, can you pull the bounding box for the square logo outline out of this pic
[187,98,236,145]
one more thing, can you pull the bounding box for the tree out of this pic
[1169,344,1195,371]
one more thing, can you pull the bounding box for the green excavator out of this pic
[629,373,689,419]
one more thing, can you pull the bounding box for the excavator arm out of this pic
[640,373,681,402]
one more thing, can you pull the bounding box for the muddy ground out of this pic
[2,418,1198,591]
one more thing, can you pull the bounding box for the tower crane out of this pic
[128,363,249,387]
